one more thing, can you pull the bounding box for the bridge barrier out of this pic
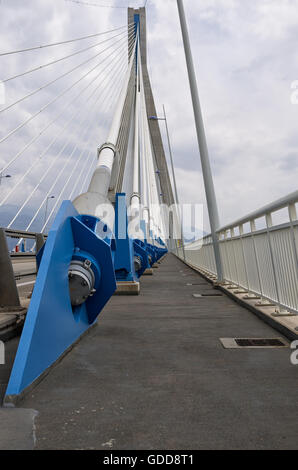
[3,228,47,255]
[176,190,298,315]
[0,229,46,328]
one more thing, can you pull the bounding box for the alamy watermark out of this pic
[290,340,298,365]
[0,340,4,365]
[0,81,5,105]
[290,81,298,104]
[92,198,204,249]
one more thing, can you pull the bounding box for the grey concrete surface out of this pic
[13,254,298,450]
[0,275,35,343]
[12,258,36,277]
[16,275,36,299]
[0,408,37,450]
[0,337,20,403]
[0,276,35,402]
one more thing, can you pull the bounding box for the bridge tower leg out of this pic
[128,7,179,251]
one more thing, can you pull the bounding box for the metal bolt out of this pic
[84,259,92,268]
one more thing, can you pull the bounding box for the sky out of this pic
[0,0,297,234]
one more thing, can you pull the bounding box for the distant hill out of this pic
[183,226,207,244]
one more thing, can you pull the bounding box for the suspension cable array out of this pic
[0,22,136,234]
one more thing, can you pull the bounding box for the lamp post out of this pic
[149,107,180,212]
[44,195,55,230]
[0,174,11,185]
[149,109,186,259]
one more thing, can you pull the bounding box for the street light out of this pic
[149,107,179,209]
[44,195,55,229]
[149,106,185,259]
[0,174,11,185]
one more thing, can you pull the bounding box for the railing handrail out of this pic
[187,189,298,245]
[2,227,48,240]
[10,252,37,258]
[177,188,298,316]
[217,189,298,234]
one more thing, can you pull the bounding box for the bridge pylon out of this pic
[4,8,169,404]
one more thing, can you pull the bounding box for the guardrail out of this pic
[0,228,46,312]
[176,190,298,315]
[0,228,38,320]
[2,228,47,255]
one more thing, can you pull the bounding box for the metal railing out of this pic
[2,228,47,256]
[176,190,298,315]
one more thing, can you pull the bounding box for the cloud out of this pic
[0,0,131,229]
[0,0,297,234]
[147,0,298,230]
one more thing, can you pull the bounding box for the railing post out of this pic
[250,219,263,297]
[230,228,240,286]
[288,204,298,299]
[223,230,232,282]
[265,213,286,313]
[288,203,297,223]
[239,224,250,291]
[176,0,223,282]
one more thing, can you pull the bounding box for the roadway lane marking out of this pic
[17,281,35,287]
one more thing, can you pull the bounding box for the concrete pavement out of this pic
[7,253,298,450]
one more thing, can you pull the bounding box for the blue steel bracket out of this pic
[133,240,149,278]
[147,242,168,264]
[5,200,116,400]
[113,193,136,282]
[113,194,150,281]
[157,237,166,248]
[155,243,168,261]
[135,219,155,269]
[70,215,116,324]
[147,243,158,266]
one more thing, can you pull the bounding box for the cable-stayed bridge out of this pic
[0,2,298,451]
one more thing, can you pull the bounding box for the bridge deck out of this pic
[6,254,298,449]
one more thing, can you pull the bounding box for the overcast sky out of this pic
[0,0,297,233]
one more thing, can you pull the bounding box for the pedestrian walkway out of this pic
[6,254,298,449]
